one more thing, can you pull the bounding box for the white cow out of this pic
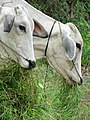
[1,0,83,85]
[0,3,48,69]
[24,1,83,85]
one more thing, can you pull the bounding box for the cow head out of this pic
[48,22,83,85]
[0,5,48,69]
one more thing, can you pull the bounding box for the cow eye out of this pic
[19,25,26,32]
[76,43,81,50]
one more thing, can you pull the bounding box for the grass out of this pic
[0,59,90,120]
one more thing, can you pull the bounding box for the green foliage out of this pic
[26,0,89,23]
[0,60,37,120]
[80,20,90,66]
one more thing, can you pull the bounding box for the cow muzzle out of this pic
[19,58,36,69]
[78,77,83,85]
[28,60,36,69]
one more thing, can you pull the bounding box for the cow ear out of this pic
[63,35,76,60]
[33,19,48,38]
[4,15,15,32]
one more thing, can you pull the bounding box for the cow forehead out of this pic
[1,5,24,16]
[63,24,83,44]
[1,7,15,17]
[1,5,34,29]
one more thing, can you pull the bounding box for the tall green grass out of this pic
[0,59,90,120]
[0,60,38,120]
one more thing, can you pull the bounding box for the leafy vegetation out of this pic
[0,0,90,120]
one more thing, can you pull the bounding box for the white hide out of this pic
[0,5,35,69]
[24,1,83,85]
[1,0,83,85]
[34,22,83,85]
[0,2,48,69]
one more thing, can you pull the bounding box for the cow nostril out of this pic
[28,60,36,69]
[78,77,83,85]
